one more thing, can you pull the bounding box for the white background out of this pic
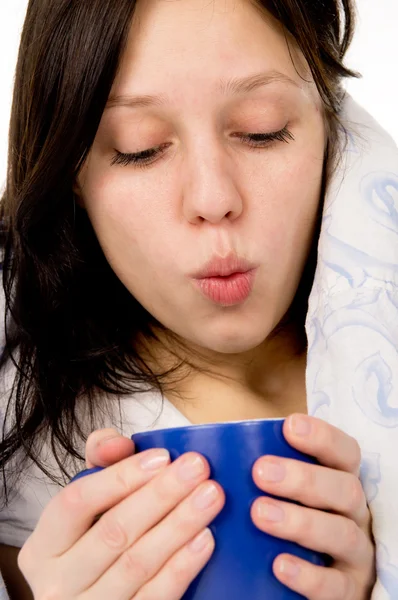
[0,0,397,189]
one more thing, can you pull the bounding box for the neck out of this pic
[141,321,308,424]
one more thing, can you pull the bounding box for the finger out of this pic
[273,554,356,600]
[22,448,171,564]
[83,482,224,599]
[251,497,373,567]
[133,529,215,600]
[85,428,135,468]
[56,452,212,593]
[253,455,369,526]
[283,415,361,475]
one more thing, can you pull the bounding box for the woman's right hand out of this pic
[18,433,225,599]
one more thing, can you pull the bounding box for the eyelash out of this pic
[111,126,294,168]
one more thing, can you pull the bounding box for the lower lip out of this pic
[194,270,256,306]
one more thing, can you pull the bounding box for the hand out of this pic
[18,430,225,599]
[84,427,137,469]
[251,414,376,600]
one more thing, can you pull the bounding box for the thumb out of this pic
[85,428,135,468]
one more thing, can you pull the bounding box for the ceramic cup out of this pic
[72,419,325,599]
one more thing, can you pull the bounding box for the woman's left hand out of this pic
[251,414,376,600]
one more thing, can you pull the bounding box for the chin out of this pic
[192,321,270,355]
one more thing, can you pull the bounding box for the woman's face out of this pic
[79,0,326,354]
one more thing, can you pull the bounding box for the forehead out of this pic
[110,0,315,102]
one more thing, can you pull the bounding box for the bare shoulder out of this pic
[0,545,33,600]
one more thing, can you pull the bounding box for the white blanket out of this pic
[1,94,397,600]
[306,93,398,599]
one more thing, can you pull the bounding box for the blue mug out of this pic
[72,419,326,599]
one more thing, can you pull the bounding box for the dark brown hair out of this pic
[0,0,359,500]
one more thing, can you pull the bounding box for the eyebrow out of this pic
[106,70,300,110]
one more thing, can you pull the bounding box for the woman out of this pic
[0,0,391,597]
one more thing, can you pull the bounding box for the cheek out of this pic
[81,174,177,304]
[81,166,176,268]
[249,148,323,256]
[282,155,323,227]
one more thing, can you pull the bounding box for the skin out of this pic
[2,0,375,598]
[78,0,325,377]
[7,419,374,600]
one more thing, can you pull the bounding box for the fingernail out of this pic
[188,528,214,553]
[192,482,219,510]
[177,454,206,481]
[258,459,285,482]
[290,415,311,436]
[257,500,285,522]
[98,434,120,447]
[278,557,300,578]
[139,449,170,470]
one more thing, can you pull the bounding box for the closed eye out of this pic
[111,143,171,167]
[111,126,294,168]
[234,126,294,147]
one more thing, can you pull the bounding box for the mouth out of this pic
[192,255,257,306]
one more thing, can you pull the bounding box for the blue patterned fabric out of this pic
[306,95,398,599]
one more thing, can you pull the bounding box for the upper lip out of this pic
[192,254,255,279]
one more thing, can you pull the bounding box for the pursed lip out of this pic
[191,254,256,279]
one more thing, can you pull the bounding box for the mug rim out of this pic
[132,417,285,439]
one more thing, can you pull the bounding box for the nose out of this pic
[182,145,243,225]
